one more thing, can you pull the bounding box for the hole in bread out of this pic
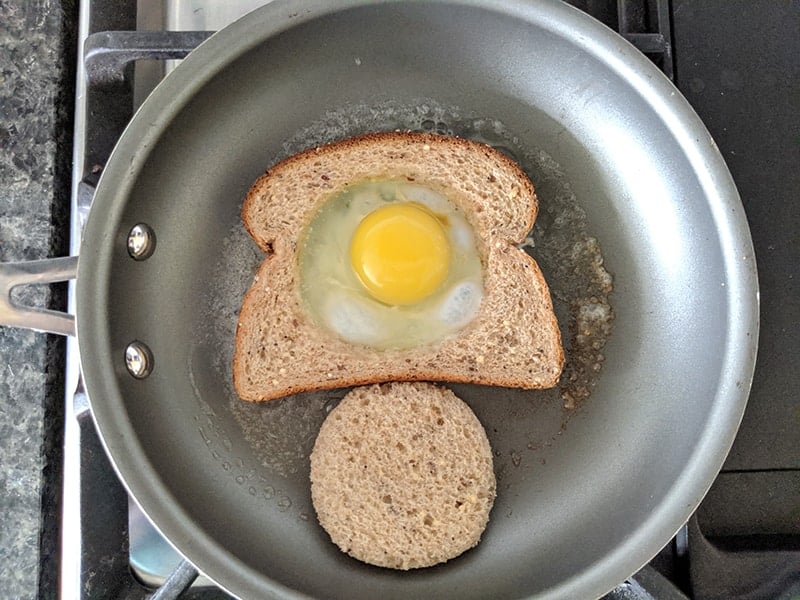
[396,442,406,452]
[423,515,434,527]
[436,418,444,426]
[455,500,464,508]
[382,494,392,504]
[360,397,370,406]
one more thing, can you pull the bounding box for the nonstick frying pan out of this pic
[0,1,758,598]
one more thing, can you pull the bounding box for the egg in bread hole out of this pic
[298,179,484,350]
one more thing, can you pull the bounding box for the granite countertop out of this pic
[0,1,76,597]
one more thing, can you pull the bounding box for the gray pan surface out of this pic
[75,1,758,598]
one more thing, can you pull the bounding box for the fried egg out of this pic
[298,179,484,350]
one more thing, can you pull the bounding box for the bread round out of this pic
[310,382,496,570]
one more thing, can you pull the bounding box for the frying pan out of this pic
[0,0,758,598]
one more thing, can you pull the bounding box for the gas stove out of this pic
[61,1,799,598]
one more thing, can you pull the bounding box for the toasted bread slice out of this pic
[234,132,563,401]
[310,382,495,569]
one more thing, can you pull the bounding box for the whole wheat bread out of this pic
[234,132,564,401]
[310,382,495,569]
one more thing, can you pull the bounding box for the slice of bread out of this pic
[234,132,564,401]
[310,382,496,569]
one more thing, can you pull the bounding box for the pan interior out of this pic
[78,1,755,599]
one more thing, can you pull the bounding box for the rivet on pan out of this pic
[127,223,156,260]
[125,341,153,378]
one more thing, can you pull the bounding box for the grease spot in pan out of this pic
[189,344,301,515]
[274,99,615,414]
[200,98,614,480]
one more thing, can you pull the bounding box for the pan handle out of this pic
[0,256,78,337]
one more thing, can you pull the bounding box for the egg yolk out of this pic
[349,202,451,305]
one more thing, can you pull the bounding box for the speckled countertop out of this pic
[0,1,76,598]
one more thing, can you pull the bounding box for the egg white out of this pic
[298,179,484,350]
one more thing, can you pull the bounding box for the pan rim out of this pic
[75,0,759,598]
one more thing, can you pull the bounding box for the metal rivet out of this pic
[125,341,153,378]
[127,223,156,260]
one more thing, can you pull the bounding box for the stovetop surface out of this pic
[667,3,800,595]
[675,1,799,474]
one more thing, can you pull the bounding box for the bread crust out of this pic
[234,132,564,401]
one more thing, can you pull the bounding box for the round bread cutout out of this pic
[310,382,496,569]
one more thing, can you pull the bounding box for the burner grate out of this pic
[618,0,674,80]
